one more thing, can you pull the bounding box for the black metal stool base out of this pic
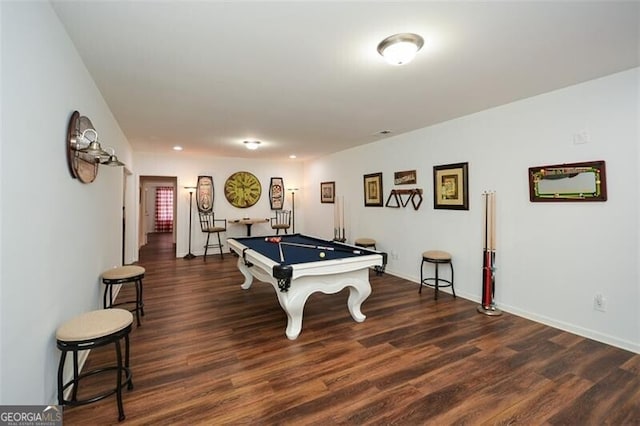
[57,325,133,422]
[419,257,455,300]
[103,275,145,326]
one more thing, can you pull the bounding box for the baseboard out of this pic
[498,303,640,354]
[382,270,639,354]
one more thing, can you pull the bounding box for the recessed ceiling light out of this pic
[173,146,183,151]
[377,33,424,65]
[244,140,261,150]
[289,155,297,159]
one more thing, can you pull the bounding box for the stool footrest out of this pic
[419,255,455,299]
[109,300,144,312]
[60,366,133,406]
[421,278,453,288]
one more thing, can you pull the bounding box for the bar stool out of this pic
[56,309,134,422]
[419,250,455,299]
[102,265,145,326]
[355,238,384,275]
[354,237,377,250]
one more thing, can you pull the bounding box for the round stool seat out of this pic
[355,238,376,247]
[102,265,145,281]
[102,265,146,327]
[57,309,133,342]
[422,250,451,261]
[420,250,455,300]
[56,309,134,421]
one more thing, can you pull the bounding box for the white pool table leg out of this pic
[276,288,309,340]
[236,257,255,289]
[347,282,372,323]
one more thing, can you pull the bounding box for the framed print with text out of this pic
[394,170,417,185]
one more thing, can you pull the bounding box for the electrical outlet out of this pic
[573,130,590,145]
[593,293,606,312]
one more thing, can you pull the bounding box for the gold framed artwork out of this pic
[363,172,383,207]
[433,162,469,210]
[320,181,335,203]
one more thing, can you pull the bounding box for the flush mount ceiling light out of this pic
[244,140,261,150]
[377,33,424,65]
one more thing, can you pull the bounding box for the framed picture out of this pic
[433,162,469,210]
[196,175,214,213]
[363,172,383,207]
[320,181,335,203]
[528,160,607,202]
[269,177,284,210]
[394,170,417,185]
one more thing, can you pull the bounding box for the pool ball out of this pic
[319,252,325,258]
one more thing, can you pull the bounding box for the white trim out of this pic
[384,271,640,354]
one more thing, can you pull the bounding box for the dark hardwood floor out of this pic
[63,232,640,424]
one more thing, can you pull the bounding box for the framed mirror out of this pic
[528,160,607,202]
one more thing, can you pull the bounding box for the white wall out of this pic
[133,152,304,258]
[304,69,640,353]
[1,2,133,403]
[1,3,636,408]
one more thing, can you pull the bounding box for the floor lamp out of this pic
[288,187,299,233]
[184,186,196,259]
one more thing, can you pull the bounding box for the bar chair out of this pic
[270,210,291,235]
[199,212,227,260]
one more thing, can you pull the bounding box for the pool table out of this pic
[227,234,387,339]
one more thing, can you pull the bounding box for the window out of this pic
[155,187,174,232]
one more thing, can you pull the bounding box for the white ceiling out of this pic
[51,1,639,161]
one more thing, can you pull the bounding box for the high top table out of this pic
[229,218,269,236]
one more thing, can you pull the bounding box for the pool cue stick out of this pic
[490,192,497,303]
[276,241,363,254]
[333,198,340,240]
[340,196,346,242]
[278,242,284,262]
[478,191,502,316]
[482,192,492,307]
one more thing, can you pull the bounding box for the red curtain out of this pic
[155,187,174,232]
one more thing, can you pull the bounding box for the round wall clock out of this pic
[224,171,262,208]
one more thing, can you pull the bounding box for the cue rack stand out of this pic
[385,188,423,210]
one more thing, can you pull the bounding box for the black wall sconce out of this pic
[66,110,124,183]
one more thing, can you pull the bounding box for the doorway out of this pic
[139,176,178,257]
